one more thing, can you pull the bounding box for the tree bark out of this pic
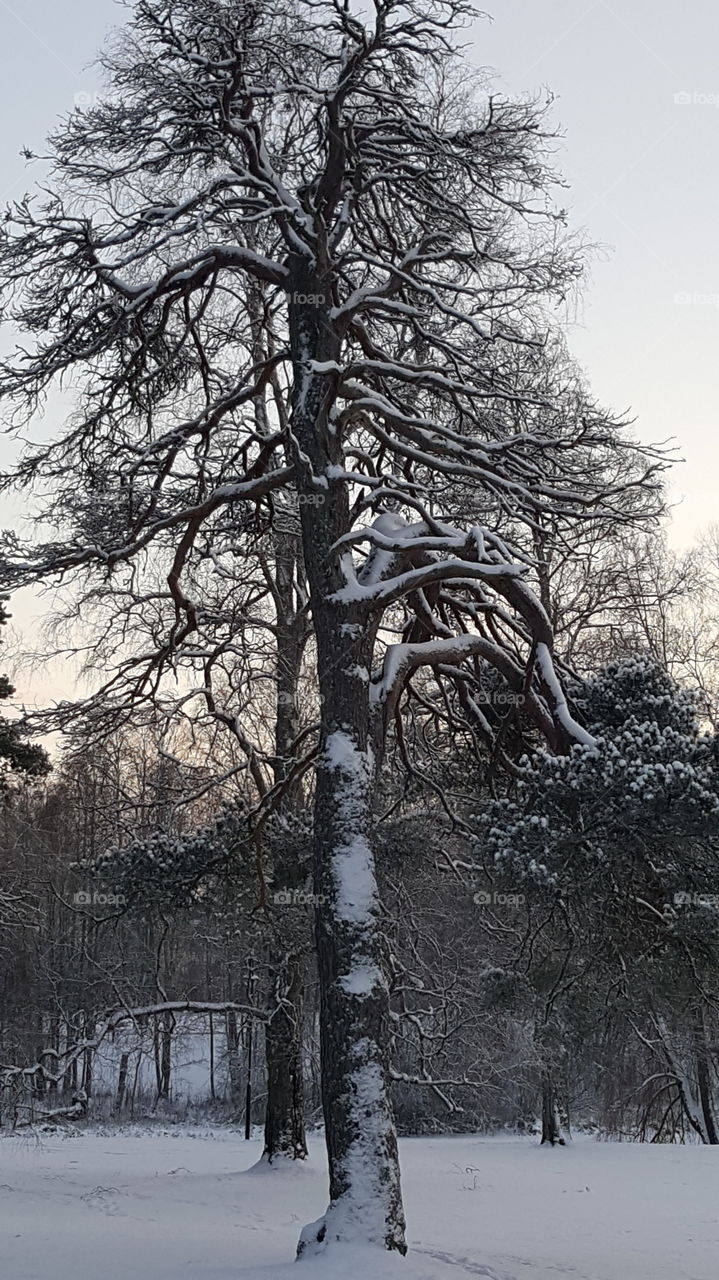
[82,1016,93,1098]
[655,1015,714,1145]
[288,263,406,1254]
[250,260,311,1163]
[116,1052,129,1114]
[695,1013,718,1146]
[540,1071,566,1146]
[154,1012,173,1101]
[263,953,308,1161]
[262,523,310,1162]
[225,1009,242,1110]
[209,1013,216,1102]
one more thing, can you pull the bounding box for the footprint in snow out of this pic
[81,1185,123,1216]
[412,1246,510,1278]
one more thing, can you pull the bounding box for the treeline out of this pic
[2,530,719,1145]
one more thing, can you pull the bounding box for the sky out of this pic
[0,0,717,700]
[482,0,719,549]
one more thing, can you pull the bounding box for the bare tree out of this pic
[0,0,665,1253]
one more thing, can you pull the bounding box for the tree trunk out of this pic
[64,1023,78,1096]
[306,693,405,1253]
[541,1071,565,1146]
[115,1052,129,1114]
[244,962,255,1140]
[154,1021,162,1098]
[82,1017,93,1098]
[225,1009,242,1110]
[34,1044,45,1101]
[289,259,406,1255]
[47,1018,59,1095]
[160,1012,172,1101]
[249,261,311,1162]
[264,954,308,1161]
[154,1012,173,1101]
[263,520,310,1161]
[209,1013,216,1102]
[695,1014,718,1145]
[655,1015,714,1145]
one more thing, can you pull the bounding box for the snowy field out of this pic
[0,1130,717,1280]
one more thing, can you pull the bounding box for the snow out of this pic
[324,729,370,776]
[314,1049,398,1254]
[1,1129,717,1280]
[339,963,383,995]
[323,731,377,926]
[535,642,599,751]
[331,833,377,925]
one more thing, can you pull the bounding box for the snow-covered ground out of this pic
[0,1128,716,1280]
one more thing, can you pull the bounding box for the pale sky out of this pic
[483,0,719,550]
[0,0,717,699]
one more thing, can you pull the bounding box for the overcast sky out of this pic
[484,0,719,550]
[0,0,717,697]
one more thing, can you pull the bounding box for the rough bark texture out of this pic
[288,263,406,1254]
[263,954,308,1162]
[81,1018,93,1099]
[154,1011,173,1101]
[540,1072,565,1147]
[262,544,310,1162]
[225,1010,243,1111]
[115,1052,129,1114]
[695,1013,718,1145]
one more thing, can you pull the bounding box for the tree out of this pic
[473,660,719,1143]
[0,601,49,796]
[0,0,665,1253]
[0,597,50,936]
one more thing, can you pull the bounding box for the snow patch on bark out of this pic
[536,642,598,751]
[324,732,378,926]
[332,836,377,926]
[339,962,384,996]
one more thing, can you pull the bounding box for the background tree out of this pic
[472,660,719,1143]
[0,601,49,796]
